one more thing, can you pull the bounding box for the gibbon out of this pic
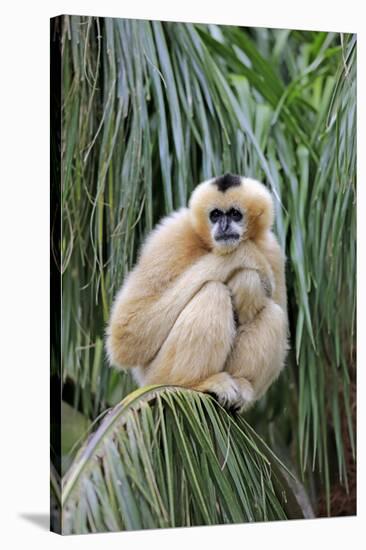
[106,173,288,410]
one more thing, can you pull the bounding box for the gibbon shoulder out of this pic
[130,208,208,293]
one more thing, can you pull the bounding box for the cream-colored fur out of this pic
[106,176,288,410]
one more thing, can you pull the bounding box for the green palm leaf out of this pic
[62,387,305,534]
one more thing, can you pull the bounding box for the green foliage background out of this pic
[55,15,356,532]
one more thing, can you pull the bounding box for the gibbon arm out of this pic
[226,241,275,325]
[106,242,256,369]
[226,301,288,406]
[225,231,288,408]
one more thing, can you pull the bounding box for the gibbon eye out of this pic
[228,208,243,222]
[209,209,223,223]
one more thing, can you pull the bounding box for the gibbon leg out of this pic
[139,281,237,403]
[107,250,243,369]
[225,301,288,410]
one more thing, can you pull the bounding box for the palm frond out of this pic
[62,387,305,534]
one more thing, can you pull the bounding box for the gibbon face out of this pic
[189,173,274,254]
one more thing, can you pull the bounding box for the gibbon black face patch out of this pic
[212,173,242,193]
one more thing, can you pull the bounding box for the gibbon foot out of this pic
[195,372,255,411]
[224,378,255,413]
[208,392,242,413]
[226,401,242,415]
[195,372,240,407]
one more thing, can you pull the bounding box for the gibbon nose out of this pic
[219,215,230,232]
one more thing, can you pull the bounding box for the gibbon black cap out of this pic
[213,173,242,192]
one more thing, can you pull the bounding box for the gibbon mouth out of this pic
[215,234,240,241]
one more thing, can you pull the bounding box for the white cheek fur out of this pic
[230,220,245,235]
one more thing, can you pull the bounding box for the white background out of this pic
[0,1,363,548]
